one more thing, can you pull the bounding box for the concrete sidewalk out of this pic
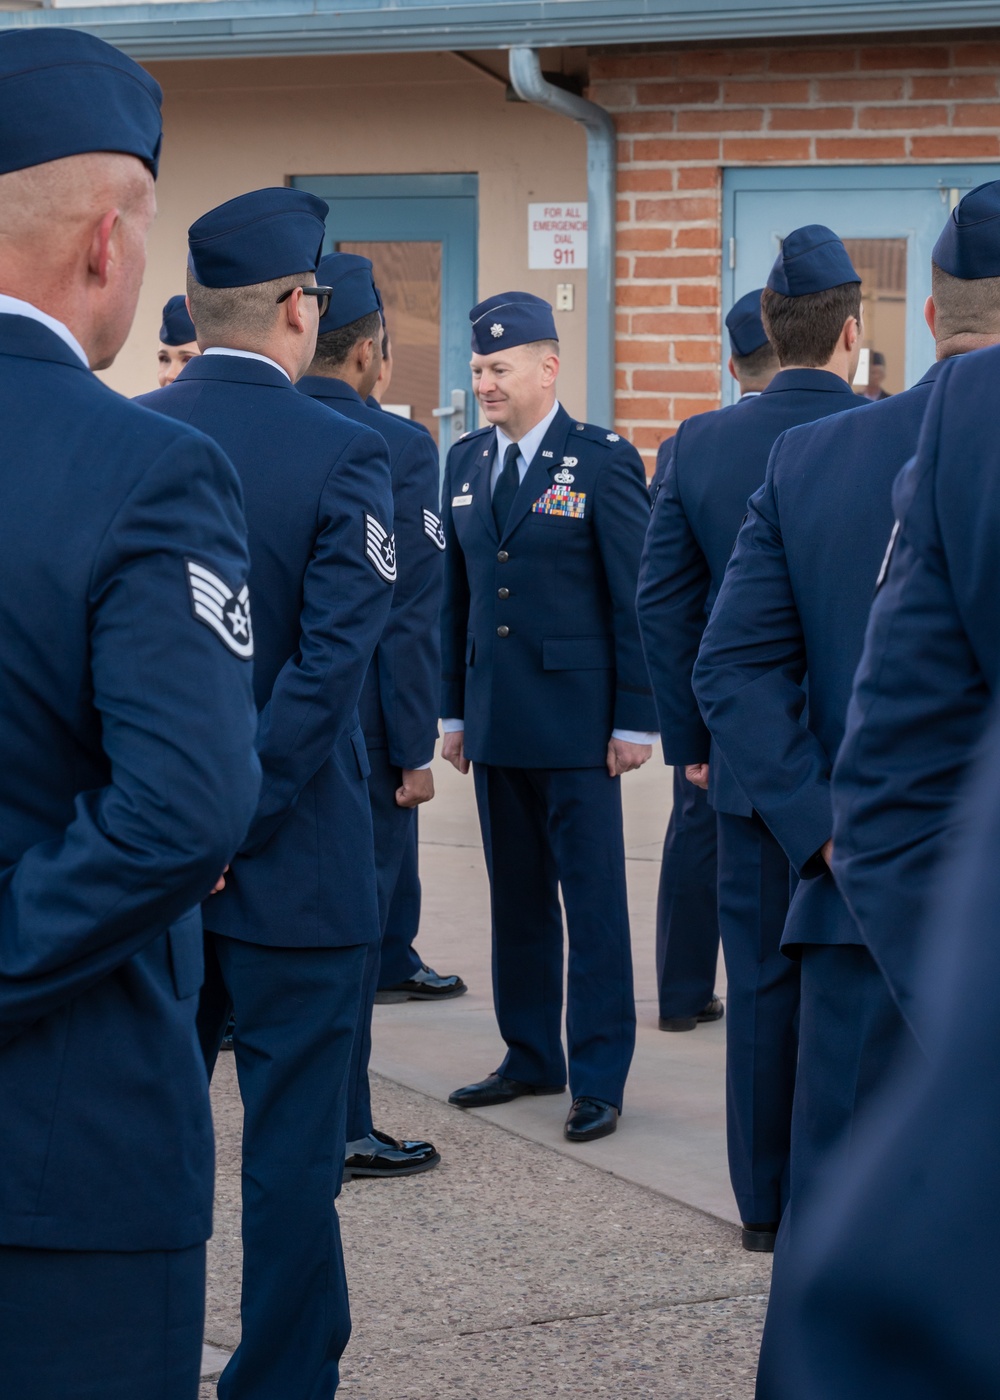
[199,760,771,1398]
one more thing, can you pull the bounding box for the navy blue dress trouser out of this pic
[716,810,798,1226]
[346,746,419,1141]
[0,1242,205,1400]
[197,931,367,1400]
[657,768,720,1019]
[755,942,913,1398]
[472,763,636,1110]
[378,810,423,988]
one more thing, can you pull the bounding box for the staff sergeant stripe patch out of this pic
[423,508,446,551]
[186,559,254,659]
[365,514,397,583]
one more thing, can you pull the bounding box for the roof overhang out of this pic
[8,0,1000,62]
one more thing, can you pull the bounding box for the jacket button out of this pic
[497,625,510,638]
[497,587,510,600]
[497,550,509,562]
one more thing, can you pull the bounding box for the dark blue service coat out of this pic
[139,355,394,948]
[637,370,864,816]
[694,364,945,948]
[298,375,443,769]
[831,346,1000,1034]
[441,405,657,766]
[0,315,260,1251]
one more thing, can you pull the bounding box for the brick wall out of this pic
[588,36,1000,471]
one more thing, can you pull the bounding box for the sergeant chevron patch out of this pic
[423,508,446,550]
[365,514,397,583]
[186,559,254,659]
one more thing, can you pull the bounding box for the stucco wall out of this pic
[106,50,589,414]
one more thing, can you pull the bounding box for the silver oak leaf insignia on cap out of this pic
[490,323,504,338]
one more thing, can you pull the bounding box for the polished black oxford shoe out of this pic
[741,1221,779,1253]
[564,1097,619,1142]
[448,1073,565,1108]
[659,995,725,1033]
[375,963,468,1004]
[343,1129,440,1180]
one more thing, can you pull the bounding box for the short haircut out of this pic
[732,340,778,384]
[381,322,390,359]
[186,269,305,345]
[760,282,862,367]
[311,311,384,371]
[531,338,560,356]
[931,262,1000,341]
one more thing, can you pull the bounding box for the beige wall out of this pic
[106,51,589,415]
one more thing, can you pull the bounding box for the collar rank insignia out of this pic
[606,432,620,442]
[542,450,554,458]
[423,508,447,551]
[554,468,575,485]
[365,514,397,583]
[186,559,253,659]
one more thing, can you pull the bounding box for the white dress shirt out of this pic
[443,401,656,747]
[203,346,290,381]
[0,293,88,368]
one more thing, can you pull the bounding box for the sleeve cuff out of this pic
[441,718,465,733]
[612,730,659,745]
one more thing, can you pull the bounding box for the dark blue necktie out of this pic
[492,441,521,535]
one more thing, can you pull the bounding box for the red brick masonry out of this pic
[588,36,1000,471]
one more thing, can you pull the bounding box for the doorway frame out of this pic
[721,164,1000,405]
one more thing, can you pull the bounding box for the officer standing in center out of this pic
[643,289,778,1035]
[442,292,658,1144]
[139,188,394,1400]
[636,230,866,1250]
[298,250,455,1181]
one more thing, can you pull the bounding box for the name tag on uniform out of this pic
[452,494,473,507]
[532,485,586,519]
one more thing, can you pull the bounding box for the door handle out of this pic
[432,388,467,438]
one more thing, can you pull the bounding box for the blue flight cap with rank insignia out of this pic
[0,28,162,178]
[767,225,861,297]
[470,291,558,354]
[316,252,383,333]
[159,294,197,346]
[725,288,769,357]
[932,180,1000,279]
[187,187,328,289]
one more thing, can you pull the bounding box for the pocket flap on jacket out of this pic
[167,907,204,1001]
[542,637,614,670]
[350,725,372,780]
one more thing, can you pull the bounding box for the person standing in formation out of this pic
[156,292,200,385]
[442,292,657,1144]
[298,250,455,1181]
[0,28,260,1398]
[139,188,394,1400]
[643,288,778,1037]
[637,228,866,1251]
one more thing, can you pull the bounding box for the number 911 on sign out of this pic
[528,203,589,270]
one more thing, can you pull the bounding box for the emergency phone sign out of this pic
[528,203,588,270]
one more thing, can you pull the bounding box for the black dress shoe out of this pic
[220,1014,236,1051]
[741,1221,779,1253]
[343,1129,440,1180]
[564,1097,619,1142]
[448,1073,565,1108]
[659,995,725,1033]
[374,963,468,1004]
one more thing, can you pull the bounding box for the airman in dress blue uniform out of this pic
[157,293,200,386]
[442,293,657,1143]
[298,251,455,1181]
[693,187,1000,1394]
[749,694,1000,1400]
[644,290,778,1035]
[0,30,260,1399]
[829,181,1000,1039]
[139,189,394,1400]
[637,230,866,1249]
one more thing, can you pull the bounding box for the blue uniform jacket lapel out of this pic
[500,405,575,542]
[469,433,499,542]
[0,313,90,372]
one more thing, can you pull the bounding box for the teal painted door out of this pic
[723,166,1000,405]
[293,174,477,459]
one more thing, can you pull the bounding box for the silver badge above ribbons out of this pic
[186,559,254,659]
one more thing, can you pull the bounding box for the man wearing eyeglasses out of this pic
[138,187,394,1400]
